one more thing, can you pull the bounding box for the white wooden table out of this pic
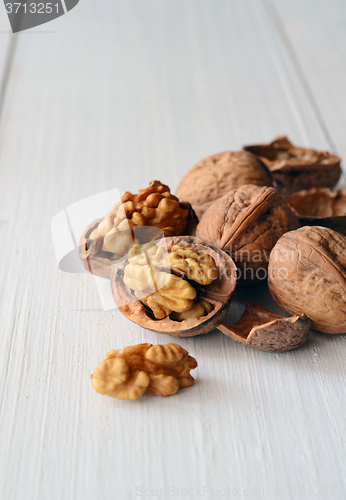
[1,1,346,498]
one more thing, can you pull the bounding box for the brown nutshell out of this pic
[268,226,346,334]
[218,301,311,352]
[79,180,198,278]
[286,187,346,235]
[175,151,272,220]
[92,343,198,401]
[111,236,237,338]
[196,184,299,283]
[244,136,341,196]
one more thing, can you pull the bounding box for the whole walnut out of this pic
[175,151,272,220]
[79,181,198,278]
[196,184,299,283]
[268,226,346,334]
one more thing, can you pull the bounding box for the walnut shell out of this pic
[218,301,311,352]
[244,136,341,195]
[175,151,272,220]
[111,236,237,337]
[286,188,346,235]
[79,181,198,278]
[196,184,299,283]
[268,226,346,334]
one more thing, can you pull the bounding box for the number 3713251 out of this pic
[5,3,60,14]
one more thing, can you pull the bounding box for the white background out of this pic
[1,1,346,499]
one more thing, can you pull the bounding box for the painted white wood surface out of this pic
[268,0,346,162]
[0,1,346,499]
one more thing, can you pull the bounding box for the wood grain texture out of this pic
[0,1,346,498]
[266,0,346,187]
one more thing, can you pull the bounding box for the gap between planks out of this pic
[263,0,338,154]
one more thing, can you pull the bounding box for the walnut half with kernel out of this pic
[79,181,198,278]
[91,343,198,401]
[111,236,237,338]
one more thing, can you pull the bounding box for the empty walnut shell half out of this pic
[268,226,346,334]
[218,301,311,352]
[111,236,237,338]
[175,151,272,220]
[286,188,346,235]
[79,181,198,278]
[244,136,341,196]
[196,184,298,283]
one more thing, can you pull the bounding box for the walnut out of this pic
[286,188,346,235]
[111,236,237,337]
[268,226,346,334]
[91,343,197,400]
[175,151,272,220]
[168,244,218,285]
[123,242,197,319]
[170,299,214,322]
[130,273,197,319]
[79,181,198,278]
[218,301,311,352]
[196,185,298,283]
[244,136,341,196]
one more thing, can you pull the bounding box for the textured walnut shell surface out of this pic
[268,226,346,334]
[175,151,272,220]
[218,301,311,352]
[244,136,341,196]
[111,236,237,337]
[196,185,298,283]
[286,188,346,235]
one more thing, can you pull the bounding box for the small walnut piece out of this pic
[268,226,346,334]
[176,151,272,219]
[218,301,311,352]
[244,136,341,196]
[170,299,214,321]
[79,181,198,278]
[91,343,198,400]
[196,185,298,283]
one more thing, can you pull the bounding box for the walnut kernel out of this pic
[92,343,198,400]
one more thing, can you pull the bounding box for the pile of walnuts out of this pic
[79,136,346,401]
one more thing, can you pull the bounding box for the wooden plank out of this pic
[0,1,345,498]
[267,0,346,185]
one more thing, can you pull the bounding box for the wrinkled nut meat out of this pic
[218,301,311,352]
[286,188,346,235]
[244,136,341,196]
[268,226,346,334]
[111,236,237,337]
[196,184,298,283]
[92,343,197,400]
[175,151,272,220]
[79,181,198,278]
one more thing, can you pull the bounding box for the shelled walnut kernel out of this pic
[91,343,198,400]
